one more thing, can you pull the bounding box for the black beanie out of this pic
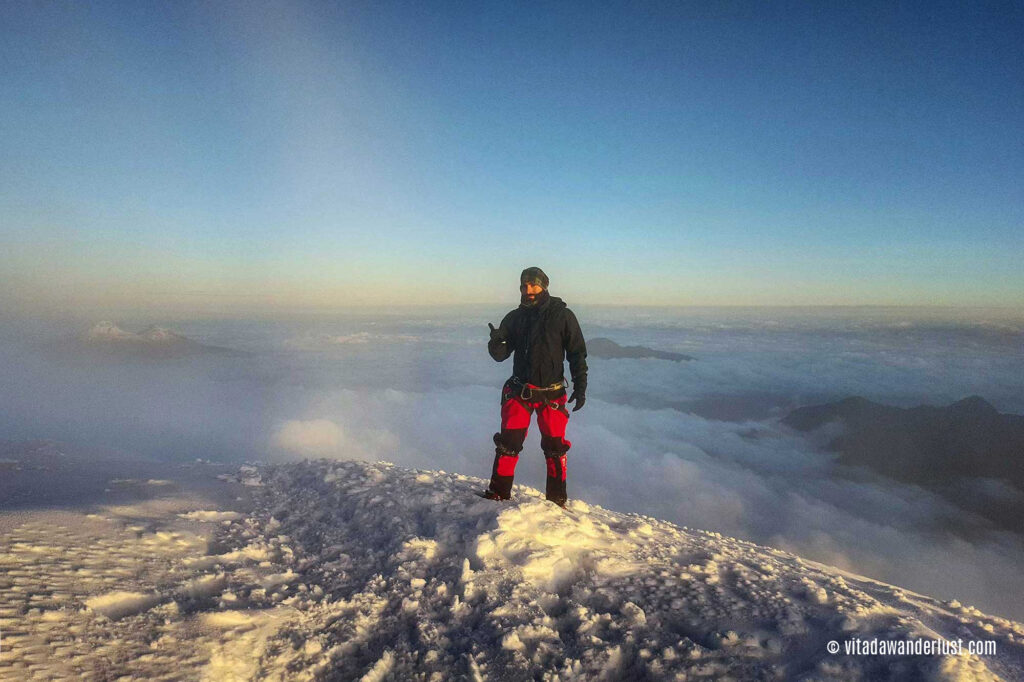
[520,267,549,290]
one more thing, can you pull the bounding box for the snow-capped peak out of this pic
[84,320,136,341]
[81,322,187,345]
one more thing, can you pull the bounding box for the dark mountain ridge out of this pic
[587,337,694,362]
[783,395,1024,532]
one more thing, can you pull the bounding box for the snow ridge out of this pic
[228,460,1022,680]
[2,459,1021,679]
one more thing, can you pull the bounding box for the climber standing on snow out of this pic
[482,267,588,507]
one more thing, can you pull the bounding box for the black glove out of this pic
[568,390,586,412]
[488,322,505,342]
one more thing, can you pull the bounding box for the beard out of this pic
[520,289,549,308]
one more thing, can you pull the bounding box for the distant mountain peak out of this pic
[70,322,242,358]
[782,394,1024,533]
[84,321,136,341]
[836,396,875,408]
[588,337,694,362]
[950,395,998,414]
[82,322,188,345]
[68,321,248,358]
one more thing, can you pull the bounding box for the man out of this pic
[482,267,588,507]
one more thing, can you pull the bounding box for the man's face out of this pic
[521,281,544,302]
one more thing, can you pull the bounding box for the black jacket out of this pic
[488,291,588,393]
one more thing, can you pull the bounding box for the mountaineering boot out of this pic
[487,434,519,500]
[544,451,568,508]
[475,488,510,501]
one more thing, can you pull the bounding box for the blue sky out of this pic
[2,1,1021,312]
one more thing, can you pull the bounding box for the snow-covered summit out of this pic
[224,460,1022,680]
[73,321,239,358]
[83,320,139,341]
[83,321,187,345]
[2,457,1021,679]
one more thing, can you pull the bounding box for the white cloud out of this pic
[271,419,344,457]
[283,332,421,350]
[270,414,400,462]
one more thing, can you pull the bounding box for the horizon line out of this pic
[6,301,1024,322]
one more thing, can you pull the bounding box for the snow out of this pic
[110,478,175,487]
[1,459,1022,680]
[475,498,649,592]
[83,321,186,345]
[84,591,162,620]
[179,510,244,522]
[84,321,137,341]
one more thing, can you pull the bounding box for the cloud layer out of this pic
[1,307,1022,619]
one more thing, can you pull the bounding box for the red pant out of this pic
[489,383,571,502]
